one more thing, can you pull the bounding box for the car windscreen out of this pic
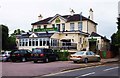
[32,49,42,54]
[75,52,84,55]
[12,50,20,54]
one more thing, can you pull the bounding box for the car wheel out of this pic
[84,58,88,63]
[73,61,77,63]
[21,57,26,62]
[44,58,49,63]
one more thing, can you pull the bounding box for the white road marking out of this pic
[43,64,117,77]
[43,66,99,77]
[75,72,95,78]
[81,72,95,77]
[103,67,119,71]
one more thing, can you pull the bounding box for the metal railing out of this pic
[50,42,77,50]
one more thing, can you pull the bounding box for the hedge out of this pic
[54,50,69,61]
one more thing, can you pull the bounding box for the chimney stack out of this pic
[38,14,43,21]
[89,8,93,20]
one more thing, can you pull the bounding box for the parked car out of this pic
[70,51,101,63]
[31,48,59,63]
[0,51,11,62]
[10,49,32,62]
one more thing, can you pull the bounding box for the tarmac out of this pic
[61,56,119,72]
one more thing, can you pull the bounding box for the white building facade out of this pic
[17,9,110,53]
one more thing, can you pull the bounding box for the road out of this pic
[2,61,96,77]
[41,63,119,78]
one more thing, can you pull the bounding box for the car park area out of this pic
[2,61,81,76]
[1,56,119,77]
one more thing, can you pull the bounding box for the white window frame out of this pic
[70,23,74,31]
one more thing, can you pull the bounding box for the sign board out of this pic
[34,27,58,32]
[88,37,97,41]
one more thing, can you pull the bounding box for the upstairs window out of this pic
[37,25,41,29]
[62,23,65,31]
[70,23,74,31]
[78,22,82,31]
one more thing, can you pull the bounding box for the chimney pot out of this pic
[38,14,43,21]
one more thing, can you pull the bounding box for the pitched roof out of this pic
[19,32,54,38]
[35,33,54,38]
[90,32,110,42]
[31,14,97,25]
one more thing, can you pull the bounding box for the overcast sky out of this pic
[0,0,119,39]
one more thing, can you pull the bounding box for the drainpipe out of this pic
[80,12,82,31]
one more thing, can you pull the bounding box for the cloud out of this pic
[0,0,119,39]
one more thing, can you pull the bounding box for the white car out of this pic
[70,51,101,63]
[0,51,11,62]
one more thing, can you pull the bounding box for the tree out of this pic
[1,24,9,50]
[11,29,25,36]
[7,36,17,50]
[111,17,120,55]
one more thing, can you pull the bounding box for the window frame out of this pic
[70,23,74,31]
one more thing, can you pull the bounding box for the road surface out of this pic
[41,63,119,78]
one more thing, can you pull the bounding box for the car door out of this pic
[90,51,98,61]
[86,52,93,61]
[26,50,32,59]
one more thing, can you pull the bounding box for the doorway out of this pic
[89,41,97,53]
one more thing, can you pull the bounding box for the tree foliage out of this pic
[7,36,17,50]
[1,25,22,50]
[111,17,120,55]
[1,24,9,50]
[11,29,25,36]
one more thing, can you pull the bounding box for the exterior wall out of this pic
[51,33,60,39]
[33,25,38,30]
[20,14,98,52]
[51,32,89,51]
[87,21,96,34]
[88,37,110,51]
[100,39,110,51]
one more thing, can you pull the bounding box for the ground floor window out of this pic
[19,38,58,47]
[19,39,28,46]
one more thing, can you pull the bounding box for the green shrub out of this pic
[54,50,69,61]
